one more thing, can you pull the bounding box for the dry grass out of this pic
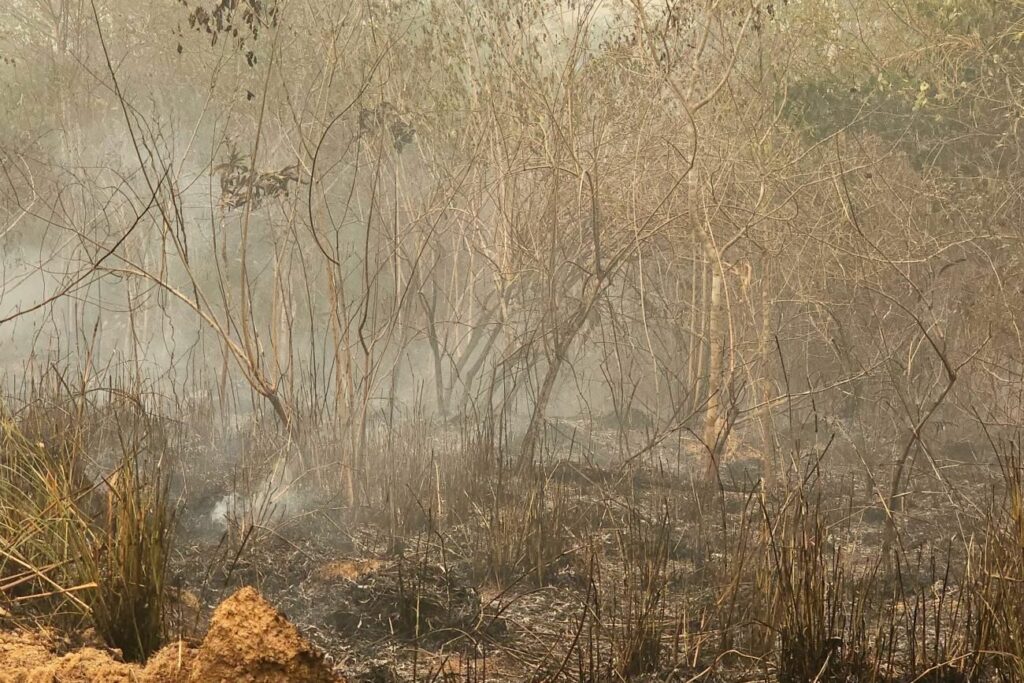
[1,374,174,661]
[2,371,1023,680]
[0,415,86,615]
[966,436,1024,681]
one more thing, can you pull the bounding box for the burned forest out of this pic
[3,1,1024,681]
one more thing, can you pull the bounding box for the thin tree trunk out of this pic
[519,347,565,470]
[420,290,448,419]
[757,262,778,486]
[701,248,727,480]
[327,267,356,505]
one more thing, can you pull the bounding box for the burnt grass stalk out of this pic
[1,370,1024,679]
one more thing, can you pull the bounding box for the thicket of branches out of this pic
[2,0,1024,676]
[4,1,1021,486]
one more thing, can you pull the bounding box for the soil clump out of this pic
[0,586,340,682]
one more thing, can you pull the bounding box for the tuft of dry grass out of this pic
[1,377,175,662]
[74,436,174,662]
[0,414,88,616]
[967,436,1024,680]
[609,504,671,678]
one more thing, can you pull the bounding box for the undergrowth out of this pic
[2,372,1024,680]
[0,375,174,662]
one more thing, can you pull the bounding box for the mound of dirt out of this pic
[144,642,196,681]
[0,629,145,682]
[0,587,340,683]
[190,585,339,682]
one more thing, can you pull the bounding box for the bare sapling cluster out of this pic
[1,0,1024,680]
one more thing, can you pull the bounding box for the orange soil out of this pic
[0,586,341,682]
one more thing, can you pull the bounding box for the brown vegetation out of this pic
[3,0,1024,680]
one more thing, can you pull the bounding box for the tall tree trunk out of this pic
[701,253,728,480]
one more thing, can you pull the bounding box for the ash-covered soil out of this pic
[144,426,988,681]
[0,421,995,682]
